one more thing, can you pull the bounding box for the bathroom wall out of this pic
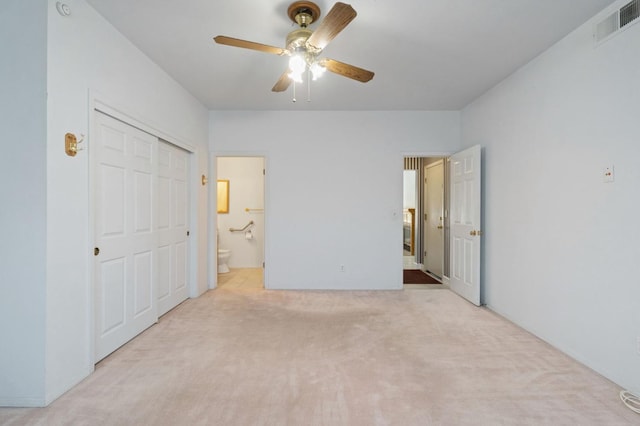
[217,157,265,269]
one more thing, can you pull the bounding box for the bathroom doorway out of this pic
[216,156,265,289]
[403,156,449,284]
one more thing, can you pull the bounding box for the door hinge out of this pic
[263,169,265,175]
[262,261,265,268]
[187,230,190,236]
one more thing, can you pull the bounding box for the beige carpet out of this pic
[1,288,637,425]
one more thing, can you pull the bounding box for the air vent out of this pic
[620,0,639,28]
[595,0,639,44]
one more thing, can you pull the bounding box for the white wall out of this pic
[210,111,460,290]
[0,0,48,407]
[40,0,209,406]
[462,1,640,394]
[217,157,265,268]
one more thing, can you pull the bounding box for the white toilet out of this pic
[218,249,231,273]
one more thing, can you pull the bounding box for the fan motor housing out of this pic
[286,28,312,50]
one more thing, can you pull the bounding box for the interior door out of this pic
[424,161,444,278]
[94,112,158,361]
[449,145,482,306]
[157,141,190,316]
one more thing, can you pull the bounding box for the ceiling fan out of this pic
[214,1,374,94]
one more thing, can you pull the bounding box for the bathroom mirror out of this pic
[217,180,229,213]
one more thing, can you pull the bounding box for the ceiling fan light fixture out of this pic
[288,72,304,84]
[288,54,306,83]
[214,1,375,96]
[310,61,326,80]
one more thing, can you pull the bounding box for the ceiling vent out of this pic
[595,0,639,43]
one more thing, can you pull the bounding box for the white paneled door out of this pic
[94,112,158,361]
[449,145,482,306]
[93,113,191,362]
[157,141,190,316]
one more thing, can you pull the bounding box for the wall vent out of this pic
[594,0,639,44]
[620,0,639,28]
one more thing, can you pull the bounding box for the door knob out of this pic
[94,247,100,256]
[437,225,443,229]
[469,230,483,236]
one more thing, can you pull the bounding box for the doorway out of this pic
[402,156,449,285]
[402,146,483,306]
[215,157,265,289]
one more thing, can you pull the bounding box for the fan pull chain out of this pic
[292,81,297,103]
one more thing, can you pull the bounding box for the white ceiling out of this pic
[85,0,615,111]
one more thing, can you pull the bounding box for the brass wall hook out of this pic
[65,133,84,157]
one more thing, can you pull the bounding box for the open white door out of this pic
[449,145,482,305]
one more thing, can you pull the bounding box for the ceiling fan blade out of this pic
[272,70,292,92]
[306,3,357,52]
[321,59,374,83]
[214,36,288,56]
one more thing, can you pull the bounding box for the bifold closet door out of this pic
[157,140,190,316]
[94,112,158,362]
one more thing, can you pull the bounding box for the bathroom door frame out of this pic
[210,153,268,289]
